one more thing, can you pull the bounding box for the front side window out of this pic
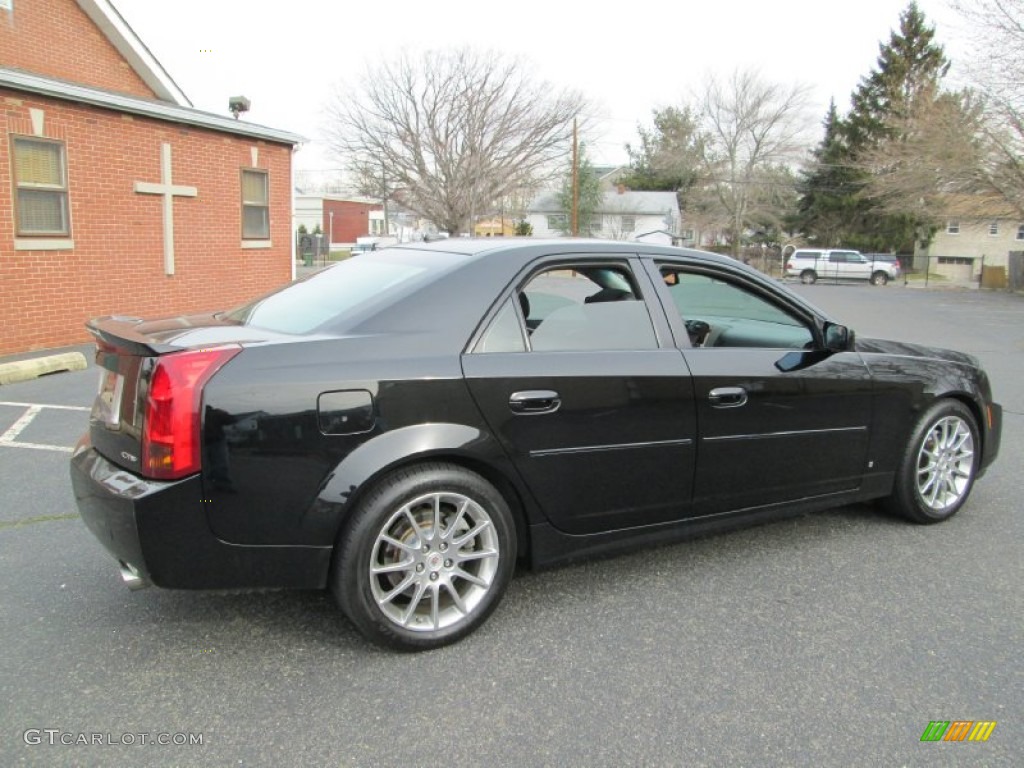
[1017,224,1024,241]
[241,169,269,239]
[11,136,70,236]
[620,215,635,233]
[989,220,999,236]
[661,268,813,349]
[947,220,960,235]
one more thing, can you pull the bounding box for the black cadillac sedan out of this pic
[70,239,1002,650]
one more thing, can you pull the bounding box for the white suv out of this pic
[785,249,901,286]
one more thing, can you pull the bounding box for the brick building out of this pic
[323,198,384,245]
[0,0,302,355]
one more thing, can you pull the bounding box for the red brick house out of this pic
[323,198,384,245]
[0,0,302,355]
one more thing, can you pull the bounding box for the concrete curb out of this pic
[0,352,89,385]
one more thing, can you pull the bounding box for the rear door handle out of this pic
[708,386,747,408]
[509,390,561,415]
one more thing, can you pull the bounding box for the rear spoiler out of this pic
[86,317,183,357]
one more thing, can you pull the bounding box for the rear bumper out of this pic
[70,439,331,590]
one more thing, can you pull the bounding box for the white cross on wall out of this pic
[133,142,198,276]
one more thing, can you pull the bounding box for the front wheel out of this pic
[800,270,817,285]
[871,271,889,286]
[884,400,980,524]
[333,463,516,650]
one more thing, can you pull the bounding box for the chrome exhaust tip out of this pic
[118,561,149,591]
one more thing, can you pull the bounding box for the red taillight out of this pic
[141,346,240,480]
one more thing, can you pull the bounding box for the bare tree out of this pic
[857,89,1014,219]
[697,69,812,257]
[952,0,1023,110]
[949,0,1024,217]
[323,49,586,235]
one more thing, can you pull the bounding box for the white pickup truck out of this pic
[785,248,901,286]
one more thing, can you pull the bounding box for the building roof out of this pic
[77,0,191,106]
[529,189,680,216]
[0,67,304,146]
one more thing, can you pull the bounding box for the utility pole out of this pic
[571,119,579,236]
[381,163,389,236]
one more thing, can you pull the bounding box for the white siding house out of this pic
[527,189,681,242]
[294,193,324,234]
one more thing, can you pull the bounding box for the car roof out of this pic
[386,237,742,267]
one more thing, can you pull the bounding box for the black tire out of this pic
[333,462,516,650]
[800,270,817,285]
[871,271,889,286]
[884,400,980,524]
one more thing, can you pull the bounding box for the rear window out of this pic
[224,249,463,334]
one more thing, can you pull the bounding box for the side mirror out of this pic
[824,322,854,352]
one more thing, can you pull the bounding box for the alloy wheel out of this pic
[915,415,975,510]
[369,492,500,632]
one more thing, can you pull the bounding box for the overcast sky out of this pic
[112,0,970,175]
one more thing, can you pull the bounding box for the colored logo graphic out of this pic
[920,721,997,742]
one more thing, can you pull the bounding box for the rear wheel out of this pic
[884,400,979,524]
[871,271,889,286]
[800,270,817,285]
[333,463,516,650]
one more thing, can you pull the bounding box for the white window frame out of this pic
[241,168,270,240]
[946,220,960,235]
[989,220,999,236]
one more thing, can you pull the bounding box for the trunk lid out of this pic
[85,313,269,476]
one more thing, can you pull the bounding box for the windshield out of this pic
[224,249,465,334]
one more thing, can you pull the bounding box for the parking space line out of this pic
[1,405,43,443]
[0,401,91,411]
[0,441,75,454]
[0,401,89,454]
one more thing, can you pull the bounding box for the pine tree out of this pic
[844,2,951,252]
[845,1,949,149]
[795,2,952,252]
[556,142,604,236]
[620,107,703,194]
[794,101,861,246]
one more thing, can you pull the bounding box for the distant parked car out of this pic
[786,249,901,285]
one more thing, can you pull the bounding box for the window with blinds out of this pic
[241,169,269,239]
[12,137,70,237]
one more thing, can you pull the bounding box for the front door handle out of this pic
[509,390,561,415]
[708,386,748,408]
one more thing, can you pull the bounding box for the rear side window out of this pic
[473,262,659,353]
[224,250,461,334]
[523,266,658,352]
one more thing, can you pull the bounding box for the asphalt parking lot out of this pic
[1,284,1021,767]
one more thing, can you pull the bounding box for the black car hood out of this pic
[855,337,979,367]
